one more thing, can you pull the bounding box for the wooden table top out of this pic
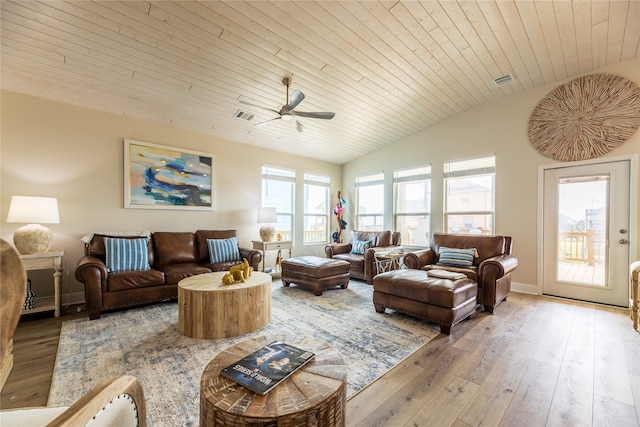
[178,271,271,292]
[200,335,347,425]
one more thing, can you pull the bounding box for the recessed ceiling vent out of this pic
[234,110,254,121]
[493,73,515,87]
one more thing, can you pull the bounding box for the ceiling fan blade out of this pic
[254,117,282,127]
[295,119,304,133]
[289,111,335,120]
[280,89,305,115]
[239,100,280,115]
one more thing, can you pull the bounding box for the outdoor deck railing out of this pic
[559,229,605,265]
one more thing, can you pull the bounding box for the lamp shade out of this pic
[6,196,60,255]
[7,196,60,224]
[256,207,277,224]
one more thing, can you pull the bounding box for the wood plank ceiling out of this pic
[1,1,639,164]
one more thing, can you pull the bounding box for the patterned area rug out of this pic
[49,279,439,426]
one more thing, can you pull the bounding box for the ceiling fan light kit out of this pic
[240,76,335,133]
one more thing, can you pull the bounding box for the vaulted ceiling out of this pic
[2,1,638,164]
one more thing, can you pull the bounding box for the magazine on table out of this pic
[220,341,316,395]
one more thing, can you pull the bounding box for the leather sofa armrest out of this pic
[75,255,108,285]
[239,247,262,271]
[404,249,436,269]
[478,254,519,278]
[325,243,352,258]
[75,255,108,320]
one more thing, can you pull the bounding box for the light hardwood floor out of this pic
[2,293,639,427]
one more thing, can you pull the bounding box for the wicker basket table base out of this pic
[200,335,347,426]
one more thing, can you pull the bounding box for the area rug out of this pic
[49,279,439,426]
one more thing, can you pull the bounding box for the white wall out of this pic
[1,91,342,304]
[342,58,640,293]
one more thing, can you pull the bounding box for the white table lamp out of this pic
[6,196,60,255]
[257,207,277,242]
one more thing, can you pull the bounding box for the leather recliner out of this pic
[324,230,402,284]
[404,233,518,313]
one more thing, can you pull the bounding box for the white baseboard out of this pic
[61,292,85,306]
[511,281,539,295]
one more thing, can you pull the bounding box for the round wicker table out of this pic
[200,335,347,427]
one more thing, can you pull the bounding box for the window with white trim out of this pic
[262,166,295,241]
[444,155,495,235]
[303,173,330,244]
[355,172,384,231]
[394,165,431,245]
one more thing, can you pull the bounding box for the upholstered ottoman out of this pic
[281,256,350,296]
[373,269,478,334]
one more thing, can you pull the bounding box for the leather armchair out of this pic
[404,233,518,313]
[325,230,402,284]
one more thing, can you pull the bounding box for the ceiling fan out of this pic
[240,77,335,132]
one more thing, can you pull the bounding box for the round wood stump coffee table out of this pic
[200,335,347,427]
[178,271,271,339]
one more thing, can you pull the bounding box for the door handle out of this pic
[619,239,629,244]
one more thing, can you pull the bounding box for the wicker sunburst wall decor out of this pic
[528,74,640,161]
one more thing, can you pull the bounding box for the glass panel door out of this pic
[543,161,630,306]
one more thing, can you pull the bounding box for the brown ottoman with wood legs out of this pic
[281,256,350,296]
[373,269,478,334]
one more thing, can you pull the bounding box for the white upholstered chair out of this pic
[0,239,147,426]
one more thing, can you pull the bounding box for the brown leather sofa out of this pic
[404,233,518,313]
[75,230,261,319]
[324,230,402,284]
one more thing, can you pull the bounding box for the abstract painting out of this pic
[124,139,214,210]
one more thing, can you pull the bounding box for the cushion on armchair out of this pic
[437,247,477,268]
[350,239,371,255]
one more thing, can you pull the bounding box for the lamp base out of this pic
[259,224,276,242]
[13,224,53,255]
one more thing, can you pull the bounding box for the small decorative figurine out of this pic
[229,258,253,282]
[221,273,235,285]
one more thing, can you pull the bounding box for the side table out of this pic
[200,335,347,427]
[252,240,292,273]
[20,250,64,317]
[373,250,404,275]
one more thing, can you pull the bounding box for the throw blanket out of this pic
[81,231,152,244]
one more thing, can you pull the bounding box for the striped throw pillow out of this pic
[207,238,241,264]
[437,247,477,267]
[104,237,150,272]
[350,239,372,255]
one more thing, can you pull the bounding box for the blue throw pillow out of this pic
[437,247,477,267]
[207,238,241,264]
[350,239,372,255]
[104,237,150,272]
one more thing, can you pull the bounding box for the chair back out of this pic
[0,239,27,391]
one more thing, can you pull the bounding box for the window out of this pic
[303,173,330,243]
[262,166,295,240]
[393,166,431,245]
[444,155,495,235]
[355,172,384,231]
